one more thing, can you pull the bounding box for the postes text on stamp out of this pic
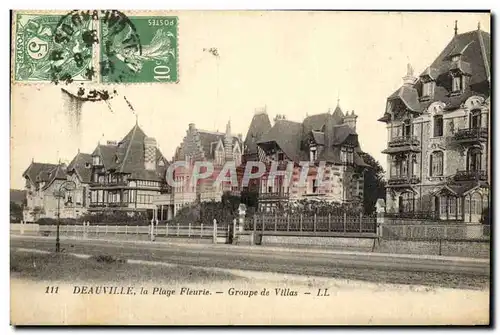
[14,13,96,83]
[100,15,178,83]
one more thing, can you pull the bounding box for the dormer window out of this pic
[278,152,285,161]
[92,155,102,166]
[452,75,463,93]
[422,81,434,98]
[158,160,165,167]
[341,146,354,165]
[85,162,91,169]
[451,55,460,62]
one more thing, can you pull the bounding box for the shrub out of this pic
[36,218,78,225]
[78,210,150,225]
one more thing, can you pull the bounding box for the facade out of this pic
[253,105,368,212]
[21,123,172,222]
[379,27,490,222]
[88,122,171,220]
[22,161,68,222]
[65,151,92,218]
[166,121,243,214]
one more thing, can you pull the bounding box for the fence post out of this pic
[136,225,139,235]
[313,213,317,232]
[262,214,265,233]
[359,212,363,233]
[328,213,331,232]
[105,225,108,235]
[96,225,99,236]
[253,216,257,233]
[177,221,180,236]
[287,214,290,232]
[201,223,204,237]
[166,222,169,237]
[300,214,303,232]
[343,212,347,233]
[125,225,128,236]
[274,213,278,232]
[213,219,217,244]
[188,223,192,237]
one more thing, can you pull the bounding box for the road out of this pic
[11,236,490,289]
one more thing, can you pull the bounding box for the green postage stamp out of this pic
[13,11,179,84]
[100,16,178,83]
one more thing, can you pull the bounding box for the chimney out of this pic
[144,137,157,171]
[224,120,233,161]
[188,123,195,131]
[343,110,358,131]
[106,140,117,146]
[254,106,267,115]
[402,63,416,87]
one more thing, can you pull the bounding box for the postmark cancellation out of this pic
[12,10,179,84]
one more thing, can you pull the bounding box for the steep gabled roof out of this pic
[244,112,272,154]
[185,129,241,160]
[22,162,67,190]
[257,112,367,167]
[91,124,169,181]
[258,119,304,161]
[381,28,490,121]
[67,152,92,183]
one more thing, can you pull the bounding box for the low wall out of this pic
[252,233,489,258]
[261,235,374,249]
[376,240,490,259]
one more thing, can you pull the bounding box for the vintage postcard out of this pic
[9,10,491,325]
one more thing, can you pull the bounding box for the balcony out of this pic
[453,170,487,182]
[389,135,420,147]
[452,127,488,143]
[259,192,290,201]
[90,180,128,187]
[382,136,421,154]
[387,175,420,187]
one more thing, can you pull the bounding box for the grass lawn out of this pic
[11,251,241,284]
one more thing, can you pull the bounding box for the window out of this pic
[430,151,444,176]
[341,146,354,165]
[92,155,102,165]
[471,193,482,214]
[399,192,414,213]
[278,152,285,161]
[439,196,447,215]
[312,179,318,194]
[422,81,434,97]
[452,75,462,92]
[449,197,456,216]
[467,147,482,172]
[433,115,443,137]
[470,110,481,129]
[403,120,412,138]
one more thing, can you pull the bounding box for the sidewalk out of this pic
[10,234,490,264]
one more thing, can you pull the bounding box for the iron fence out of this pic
[248,213,377,234]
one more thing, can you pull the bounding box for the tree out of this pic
[10,201,23,222]
[360,152,386,214]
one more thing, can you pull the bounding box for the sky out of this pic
[10,11,490,189]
